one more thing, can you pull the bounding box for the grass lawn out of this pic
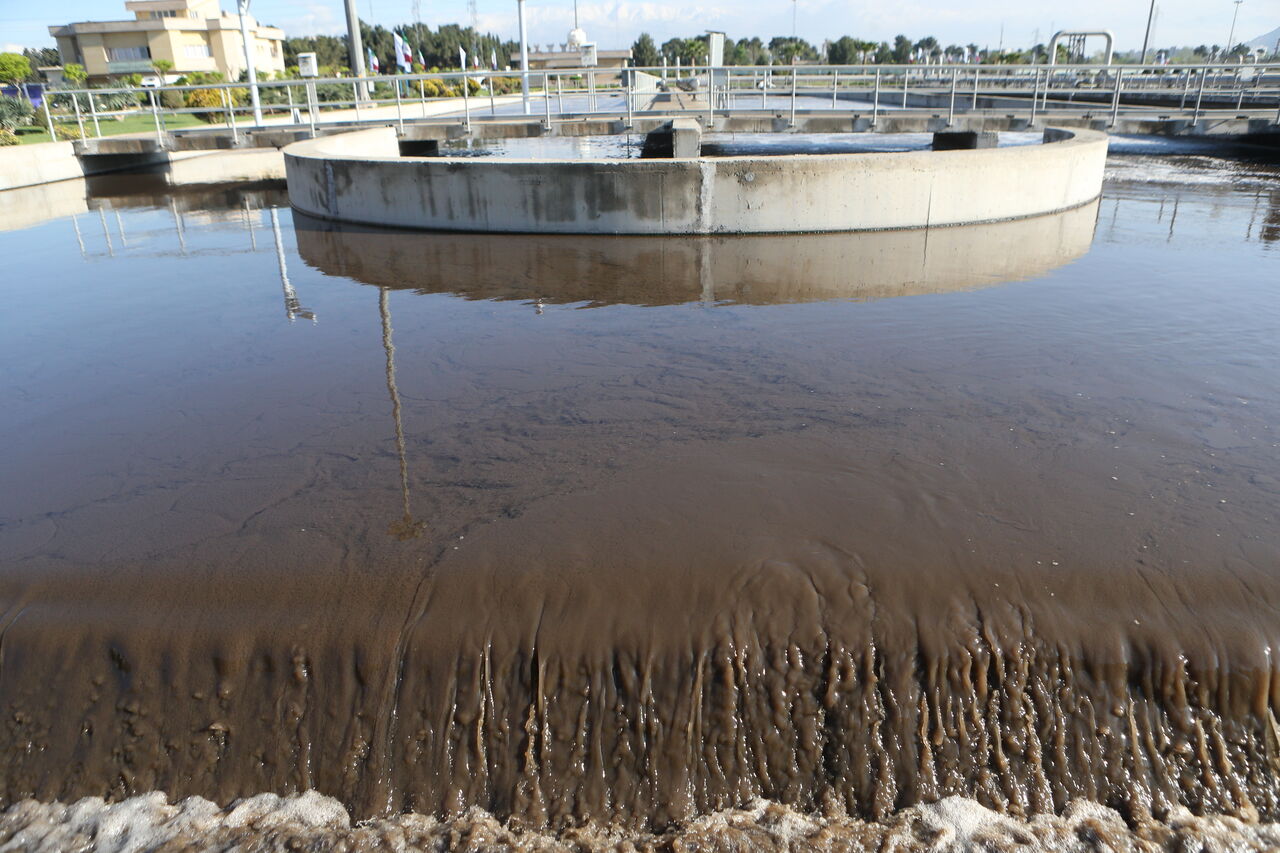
[14,111,207,145]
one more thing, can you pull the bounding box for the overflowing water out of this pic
[0,146,1278,849]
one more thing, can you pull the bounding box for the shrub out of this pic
[184,84,247,121]
[0,94,33,131]
[53,123,83,140]
[0,128,18,145]
[159,88,184,110]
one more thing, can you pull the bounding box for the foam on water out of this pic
[6,791,1280,852]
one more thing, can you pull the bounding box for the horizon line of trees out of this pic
[630,31,1274,67]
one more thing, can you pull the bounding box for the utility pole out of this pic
[1140,0,1156,64]
[1226,0,1243,57]
[237,0,263,125]
[344,0,369,101]
[517,0,530,114]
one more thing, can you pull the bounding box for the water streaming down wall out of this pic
[3,448,1279,829]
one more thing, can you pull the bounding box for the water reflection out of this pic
[293,201,1101,307]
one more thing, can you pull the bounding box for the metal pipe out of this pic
[557,74,563,114]
[972,67,979,109]
[1180,69,1191,108]
[352,83,360,123]
[831,69,838,108]
[902,68,908,108]
[396,78,405,131]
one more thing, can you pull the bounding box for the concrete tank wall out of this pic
[284,126,1108,234]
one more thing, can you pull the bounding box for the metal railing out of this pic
[35,62,1280,144]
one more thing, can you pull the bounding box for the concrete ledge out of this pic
[284,125,1108,235]
[0,141,87,191]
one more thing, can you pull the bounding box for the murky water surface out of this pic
[0,150,1279,845]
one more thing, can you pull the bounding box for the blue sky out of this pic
[3,0,1275,53]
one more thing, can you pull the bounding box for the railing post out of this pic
[557,74,564,114]
[1110,68,1123,127]
[543,72,551,128]
[88,90,101,137]
[352,82,361,123]
[789,67,797,127]
[948,67,957,126]
[1193,68,1207,125]
[462,72,470,131]
[707,67,715,128]
[396,78,405,132]
[1030,68,1040,124]
[872,68,880,127]
[222,87,238,145]
[831,68,838,108]
[1180,67,1191,109]
[42,95,55,138]
[489,75,496,116]
[972,67,979,109]
[902,68,908,108]
[72,93,85,138]
[149,88,163,144]
[625,69,634,127]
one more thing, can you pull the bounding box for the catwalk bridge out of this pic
[47,62,1280,157]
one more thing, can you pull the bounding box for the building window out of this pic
[148,10,178,18]
[185,44,212,59]
[107,46,152,61]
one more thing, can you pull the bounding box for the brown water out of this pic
[0,152,1279,844]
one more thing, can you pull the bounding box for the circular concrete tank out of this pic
[284,126,1108,235]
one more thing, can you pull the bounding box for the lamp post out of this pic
[1140,0,1156,64]
[236,0,264,126]
[517,0,530,114]
[344,0,369,102]
[1226,0,1243,57]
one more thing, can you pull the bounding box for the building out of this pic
[49,0,285,85]
[511,26,632,83]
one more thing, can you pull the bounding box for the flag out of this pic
[417,49,426,68]
[491,48,497,70]
[459,45,467,71]
[394,32,413,72]
[367,48,380,75]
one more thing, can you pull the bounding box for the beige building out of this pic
[511,26,632,84]
[50,0,285,85]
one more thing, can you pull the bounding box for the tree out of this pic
[660,37,685,63]
[0,53,32,94]
[828,36,858,65]
[64,63,87,86]
[151,58,174,77]
[632,33,658,68]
